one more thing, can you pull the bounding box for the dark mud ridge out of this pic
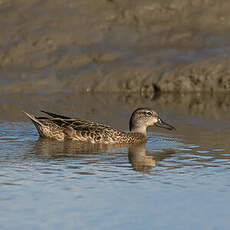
[1,0,230,94]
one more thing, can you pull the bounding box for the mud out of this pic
[0,0,230,93]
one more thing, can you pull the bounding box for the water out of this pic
[0,115,230,230]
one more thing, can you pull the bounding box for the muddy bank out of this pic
[1,0,230,93]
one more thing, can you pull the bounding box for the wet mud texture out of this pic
[1,0,230,93]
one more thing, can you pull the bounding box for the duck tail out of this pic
[23,111,43,127]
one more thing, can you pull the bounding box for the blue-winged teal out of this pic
[24,108,175,144]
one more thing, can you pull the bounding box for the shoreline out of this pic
[1,0,230,93]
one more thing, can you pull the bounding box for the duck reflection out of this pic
[128,143,175,172]
[33,138,125,157]
[128,143,156,172]
[32,139,175,172]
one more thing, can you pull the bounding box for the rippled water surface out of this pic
[0,112,230,230]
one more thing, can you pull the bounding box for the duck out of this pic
[24,108,175,144]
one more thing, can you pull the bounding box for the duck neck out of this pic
[130,126,147,136]
[129,115,147,136]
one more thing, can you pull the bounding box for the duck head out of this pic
[129,108,175,135]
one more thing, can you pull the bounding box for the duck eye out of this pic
[146,112,152,116]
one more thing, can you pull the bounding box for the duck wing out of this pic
[41,110,71,119]
[47,117,120,142]
[61,118,115,131]
[40,111,113,129]
[61,118,122,143]
[40,113,115,131]
[39,111,115,131]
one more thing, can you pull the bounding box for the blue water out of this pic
[0,122,229,230]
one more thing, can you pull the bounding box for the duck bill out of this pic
[155,117,176,131]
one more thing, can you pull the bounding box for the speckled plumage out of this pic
[24,108,175,144]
